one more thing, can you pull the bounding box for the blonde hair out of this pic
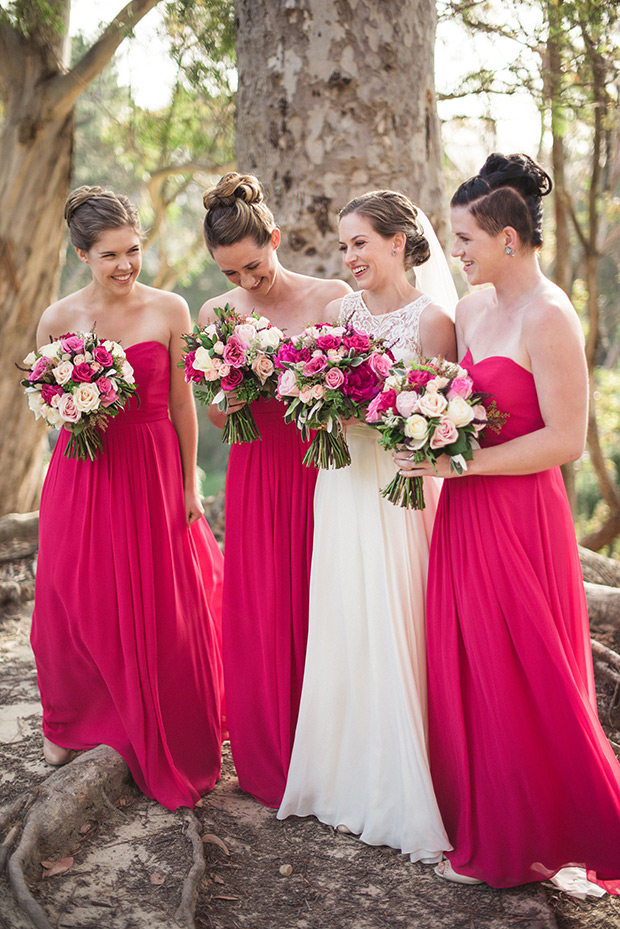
[202,172,276,253]
[64,186,140,251]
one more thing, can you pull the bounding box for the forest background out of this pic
[1,0,619,557]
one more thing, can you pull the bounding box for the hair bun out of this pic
[203,172,264,212]
[479,153,552,199]
[64,185,105,225]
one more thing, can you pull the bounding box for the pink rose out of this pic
[222,336,247,368]
[343,362,381,403]
[221,367,244,391]
[277,370,299,397]
[395,390,419,418]
[408,368,434,387]
[234,323,257,346]
[368,352,393,379]
[275,343,311,369]
[324,367,345,390]
[310,383,324,400]
[251,353,275,385]
[315,334,342,351]
[41,384,63,405]
[28,357,49,382]
[430,416,459,449]
[97,376,119,408]
[58,393,81,423]
[365,389,398,423]
[71,362,94,383]
[302,354,328,376]
[343,330,371,352]
[299,387,313,404]
[93,345,114,367]
[61,335,85,354]
[184,350,203,384]
[472,403,488,435]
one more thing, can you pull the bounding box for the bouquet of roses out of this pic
[275,322,393,469]
[366,357,492,508]
[20,331,137,461]
[182,304,285,444]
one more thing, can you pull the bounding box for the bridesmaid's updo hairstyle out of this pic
[339,189,430,271]
[64,186,141,251]
[202,172,277,253]
[451,153,552,249]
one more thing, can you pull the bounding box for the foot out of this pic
[43,737,70,766]
[336,824,354,835]
[434,860,484,885]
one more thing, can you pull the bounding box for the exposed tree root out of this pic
[1,745,132,929]
[580,545,620,588]
[585,582,620,627]
[175,808,207,929]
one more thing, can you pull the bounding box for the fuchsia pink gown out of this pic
[32,341,225,811]
[426,350,620,889]
[222,397,317,807]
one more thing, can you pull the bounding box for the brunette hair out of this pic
[202,172,276,253]
[451,152,552,248]
[339,190,430,271]
[64,186,141,251]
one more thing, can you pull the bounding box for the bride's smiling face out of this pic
[338,213,399,289]
[212,230,281,296]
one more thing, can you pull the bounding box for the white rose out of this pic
[403,414,430,447]
[38,340,62,361]
[53,360,74,385]
[446,396,475,428]
[121,359,135,383]
[104,340,126,360]
[43,405,62,427]
[417,392,448,417]
[73,382,101,413]
[254,316,271,330]
[424,376,450,393]
[385,374,406,391]
[204,323,218,339]
[257,327,282,350]
[27,390,45,419]
[192,346,217,374]
[23,351,37,366]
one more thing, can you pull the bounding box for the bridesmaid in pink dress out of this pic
[32,186,225,810]
[396,153,620,891]
[199,172,350,807]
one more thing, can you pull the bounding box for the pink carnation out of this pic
[365,388,398,423]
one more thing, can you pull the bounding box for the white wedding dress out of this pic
[277,290,451,862]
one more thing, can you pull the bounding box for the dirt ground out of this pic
[2,600,620,929]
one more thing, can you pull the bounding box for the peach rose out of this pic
[299,387,313,404]
[417,392,448,417]
[53,360,74,385]
[73,382,101,414]
[251,353,275,385]
[424,376,450,393]
[310,383,324,401]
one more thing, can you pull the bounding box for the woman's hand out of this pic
[393,450,456,479]
[185,486,205,527]
[207,391,246,428]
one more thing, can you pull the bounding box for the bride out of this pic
[278,189,457,860]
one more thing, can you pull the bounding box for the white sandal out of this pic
[434,860,484,885]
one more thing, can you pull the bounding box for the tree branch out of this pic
[47,0,162,117]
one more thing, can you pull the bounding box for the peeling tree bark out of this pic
[0,0,162,517]
[235,0,446,279]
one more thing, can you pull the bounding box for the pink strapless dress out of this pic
[31,341,225,810]
[222,398,317,807]
[426,350,620,888]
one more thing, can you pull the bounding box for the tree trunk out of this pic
[0,0,162,516]
[234,0,446,279]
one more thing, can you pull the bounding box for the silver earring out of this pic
[504,245,513,256]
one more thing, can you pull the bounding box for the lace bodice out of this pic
[338,291,433,363]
